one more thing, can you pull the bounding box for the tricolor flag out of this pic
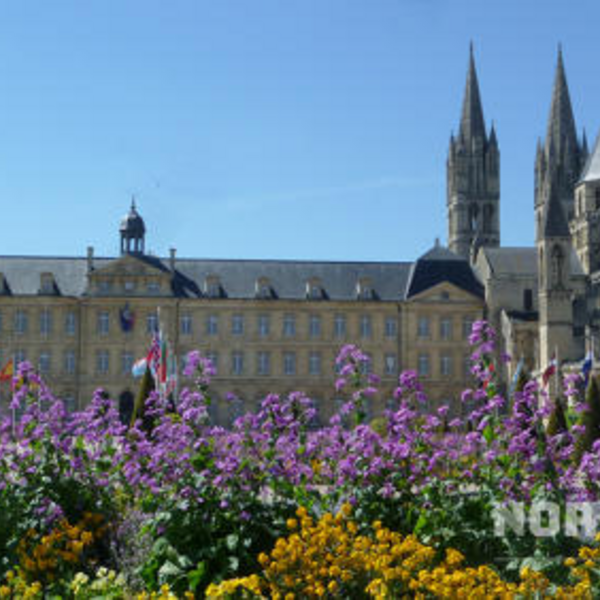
[542,355,558,387]
[482,361,495,390]
[582,350,594,387]
[0,359,13,383]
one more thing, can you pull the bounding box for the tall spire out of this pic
[459,42,486,143]
[545,45,578,159]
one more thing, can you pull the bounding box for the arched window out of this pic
[483,205,494,233]
[550,244,564,288]
[468,204,479,232]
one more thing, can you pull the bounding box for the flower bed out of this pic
[1,321,600,598]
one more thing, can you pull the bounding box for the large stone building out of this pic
[1,46,596,424]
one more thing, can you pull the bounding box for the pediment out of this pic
[90,254,168,278]
[407,280,484,304]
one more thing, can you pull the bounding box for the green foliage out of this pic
[546,397,568,437]
[131,366,155,430]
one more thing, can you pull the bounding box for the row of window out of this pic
[6,310,78,336]
[96,279,162,294]
[416,352,472,378]
[417,316,475,341]
[6,349,399,378]
[181,313,398,340]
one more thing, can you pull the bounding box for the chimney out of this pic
[169,247,176,271]
[87,246,94,272]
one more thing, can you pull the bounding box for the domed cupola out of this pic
[120,199,146,255]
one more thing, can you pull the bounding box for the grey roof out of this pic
[173,258,413,300]
[481,247,538,276]
[406,244,484,299]
[580,131,600,183]
[0,255,415,301]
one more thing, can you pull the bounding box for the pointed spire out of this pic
[459,43,486,143]
[488,121,498,147]
[545,45,578,160]
[543,174,570,237]
[582,128,589,160]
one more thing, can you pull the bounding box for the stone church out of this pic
[0,46,593,423]
[454,47,596,384]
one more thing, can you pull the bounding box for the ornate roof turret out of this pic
[120,199,146,255]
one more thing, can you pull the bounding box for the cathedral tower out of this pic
[447,45,500,260]
[538,174,576,369]
[535,47,586,241]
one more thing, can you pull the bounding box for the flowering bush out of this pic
[1,320,600,596]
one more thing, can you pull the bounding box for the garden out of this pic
[2,320,600,598]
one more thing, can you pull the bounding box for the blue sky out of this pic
[0,1,598,261]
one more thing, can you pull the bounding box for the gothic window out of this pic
[539,248,545,288]
[550,244,565,288]
[483,205,493,233]
[468,204,479,231]
[523,289,533,312]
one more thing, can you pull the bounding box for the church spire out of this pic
[459,42,486,144]
[545,45,578,160]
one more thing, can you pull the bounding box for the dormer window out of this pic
[356,277,375,301]
[98,280,112,293]
[39,273,57,295]
[123,280,135,292]
[147,281,160,293]
[255,277,273,300]
[205,275,222,299]
[306,277,324,300]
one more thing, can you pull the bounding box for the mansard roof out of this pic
[406,244,484,299]
[480,247,538,276]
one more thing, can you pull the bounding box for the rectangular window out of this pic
[123,280,135,292]
[257,351,270,376]
[14,310,28,335]
[96,350,109,374]
[418,353,429,376]
[258,315,270,337]
[440,318,452,341]
[232,314,244,336]
[65,311,76,336]
[283,352,296,375]
[385,353,397,376]
[232,351,244,375]
[360,315,372,339]
[417,317,430,339]
[385,317,397,338]
[206,314,218,336]
[122,352,134,375]
[309,352,322,376]
[40,309,52,337]
[334,314,346,339]
[147,281,161,293]
[97,311,110,336]
[146,313,158,334]
[524,289,533,311]
[206,352,219,373]
[180,314,192,335]
[359,354,372,375]
[38,352,51,375]
[441,355,453,376]
[64,350,76,375]
[283,314,296,337]
[309,315,321,338]
[463,317,474,340]
[14,349,26,365]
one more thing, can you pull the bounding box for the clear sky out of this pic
[0,1,598,262]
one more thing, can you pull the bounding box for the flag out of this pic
[0,359,13,383]
[582,350,594,386]
[482,361,495,390]
[119,303,135,332]
[542,355,557,387]
[131,357,147,378]
[509,357,524,396]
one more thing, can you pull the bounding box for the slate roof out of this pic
[405,244,484,299]
[480,247,537,276]
[0,249,485,301]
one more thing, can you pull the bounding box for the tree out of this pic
[131,366,156,431]
[574,375,600,464]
